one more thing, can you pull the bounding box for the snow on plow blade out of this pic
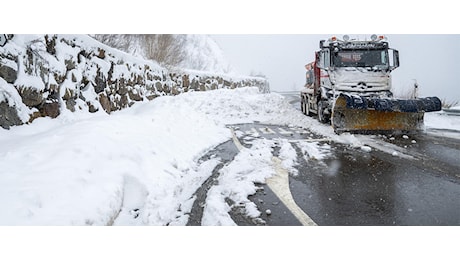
[332,94,442,134]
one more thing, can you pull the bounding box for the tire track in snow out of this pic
[186,163,225,226]
[186,140,240,226]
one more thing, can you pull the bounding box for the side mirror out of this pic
[388,49,399,70]
[319,40,325,49]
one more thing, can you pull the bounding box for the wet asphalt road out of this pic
[233,124,460,226]
[291,135,460,225]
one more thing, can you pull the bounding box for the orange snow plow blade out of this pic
[332,95,441,134]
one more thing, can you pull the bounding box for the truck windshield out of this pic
[332,50,388,69]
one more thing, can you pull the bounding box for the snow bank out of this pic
[0,89,233,225]
[425,112,460,131]
[0,87,287,225]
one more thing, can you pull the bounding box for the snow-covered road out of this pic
[1,87,459,226]
[2,86,460,260]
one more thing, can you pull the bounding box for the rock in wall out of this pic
[0,34,269,129]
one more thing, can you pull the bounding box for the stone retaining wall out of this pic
[0,35,269,129]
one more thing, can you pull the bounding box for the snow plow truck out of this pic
[300,35,442,134]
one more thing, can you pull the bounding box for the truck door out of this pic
[317,49,330,69]
[317,49,331,90]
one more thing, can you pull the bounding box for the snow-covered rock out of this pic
[360,145,372,152]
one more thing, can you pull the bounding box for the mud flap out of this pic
[332,95,441,134]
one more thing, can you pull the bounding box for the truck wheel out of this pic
[305,99,311,116]
[301,97,306,115]
[318,101,330,124]
[301,96,309,115]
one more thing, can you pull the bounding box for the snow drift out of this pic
[0,87,287,225]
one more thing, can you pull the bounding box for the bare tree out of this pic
[93,34,133,52]
[142,35,186,68]
[93,34,187,68]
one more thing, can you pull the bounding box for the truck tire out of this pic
[300,96,306,115]
[305,99,311,116]
[301,95,312,116]
[318,101,330,124]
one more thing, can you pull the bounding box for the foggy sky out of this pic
[212,34,460,103]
